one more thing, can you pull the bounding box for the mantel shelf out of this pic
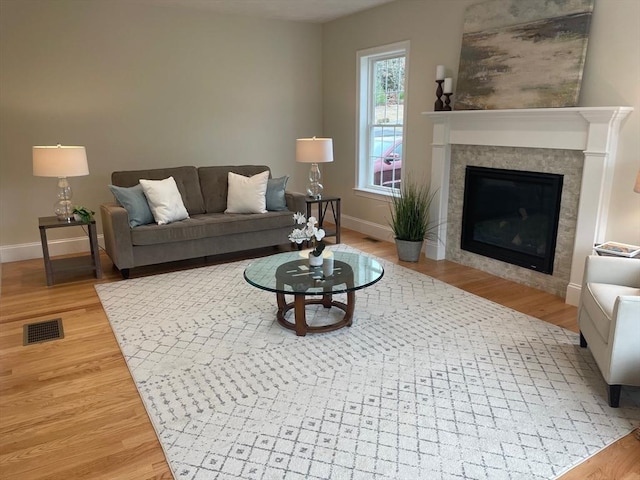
[421,106,633,152]
[422,106,633,120]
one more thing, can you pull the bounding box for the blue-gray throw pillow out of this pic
[108,183,155,227]
[266,175,289,211]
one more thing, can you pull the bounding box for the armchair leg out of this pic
[607,384,621,408]
[120,268,130,280]
[579,331,587,348]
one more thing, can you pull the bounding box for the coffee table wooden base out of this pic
[276,292,355,336]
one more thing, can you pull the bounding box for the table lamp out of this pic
[296,137,333,199]
[33,144,89,221]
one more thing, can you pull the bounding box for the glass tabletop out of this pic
[244,251,384,295]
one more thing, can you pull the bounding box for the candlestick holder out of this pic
[434,80,444,111]
[443,93,452,111]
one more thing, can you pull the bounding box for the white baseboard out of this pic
[0,235,105,263]
[341,214,394,243]
[565,283,581,307]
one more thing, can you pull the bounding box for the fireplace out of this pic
[422,107,632,305]
[461,166,563,274]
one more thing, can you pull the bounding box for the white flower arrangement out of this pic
[288,212,326,257]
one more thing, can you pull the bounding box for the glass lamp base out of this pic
[55,201,74,221]
[306,163,323,199]
[306,190,322,199]
[54,177,74,221]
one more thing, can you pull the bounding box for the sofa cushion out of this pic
[130,211,293,246]
[583,282,640,343]
[266,175,289,211]
[108,183,155,227]
[224,170,270,214]
[199,165,271,213]
[112,166,205,215]
[140,177,190,225]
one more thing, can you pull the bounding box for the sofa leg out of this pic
[607,384,621,408]
[120,268,130,280]
[579,331,587,348]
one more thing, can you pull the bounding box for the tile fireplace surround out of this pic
[423,107,632,306]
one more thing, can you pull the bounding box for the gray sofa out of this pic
[100,165,306,278]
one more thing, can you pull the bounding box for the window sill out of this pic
[353,187,397,202]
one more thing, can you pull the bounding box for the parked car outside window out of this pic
[372,137,402,188]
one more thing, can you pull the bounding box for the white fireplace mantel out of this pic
[422,106,633,305]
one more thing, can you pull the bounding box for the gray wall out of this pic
[2,0,639,257]
[323,0,640,244]
[0,0,322,248]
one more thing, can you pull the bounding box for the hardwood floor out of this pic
[1,228,638,479]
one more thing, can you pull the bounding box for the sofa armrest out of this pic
[285,191,307,214]
[100,203,134,269]
[584,255,640,288]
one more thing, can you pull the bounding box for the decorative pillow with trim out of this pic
[225,170,270,214]
[266,175,289,211]
[108,183,155,228]
[139,176,189,225]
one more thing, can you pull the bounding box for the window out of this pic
[356,41,409,195]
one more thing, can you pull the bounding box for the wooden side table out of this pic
[38,216,103,286]
[305,196,341,244]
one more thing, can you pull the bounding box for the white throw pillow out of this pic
[139,176,189,225]
[225,170,270,214]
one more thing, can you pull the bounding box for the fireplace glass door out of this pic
[461,166,563,274]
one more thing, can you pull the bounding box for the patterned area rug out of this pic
[96,245,640,480]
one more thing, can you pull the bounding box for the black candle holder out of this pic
[434,80,444,111]
[443,93,452,111]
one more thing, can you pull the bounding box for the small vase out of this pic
[308,252,323,267]
[323,256,334,277]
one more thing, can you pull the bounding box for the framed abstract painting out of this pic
[455,0,594,110]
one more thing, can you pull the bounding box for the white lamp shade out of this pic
[33,145,89,177]
[296,137,333,164]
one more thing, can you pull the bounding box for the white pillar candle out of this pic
[436,65,445,81]
[443,77,453,93]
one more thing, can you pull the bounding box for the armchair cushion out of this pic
[583,283,640,343]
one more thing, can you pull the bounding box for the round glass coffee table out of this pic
[244,251,384,336]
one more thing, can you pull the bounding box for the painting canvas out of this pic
[454,0,594,110]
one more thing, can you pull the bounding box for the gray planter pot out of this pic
[395,239,424,262]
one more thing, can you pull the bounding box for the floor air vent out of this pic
[23,318,64,345]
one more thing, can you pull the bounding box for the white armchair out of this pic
[577,255,640,407]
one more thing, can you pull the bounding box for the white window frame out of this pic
[355,40,410,199]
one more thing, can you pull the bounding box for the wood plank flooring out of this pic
[1,228,638,479]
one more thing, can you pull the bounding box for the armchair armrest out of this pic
[583,255,640,288]
[608,295,640,385]
[100,203,134,269]
[285,191,307,214]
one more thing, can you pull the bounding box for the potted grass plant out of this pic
[389,180,438,262]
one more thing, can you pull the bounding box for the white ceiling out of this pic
[132,0,396,23]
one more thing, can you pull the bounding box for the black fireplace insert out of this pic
[461,166,563,274]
